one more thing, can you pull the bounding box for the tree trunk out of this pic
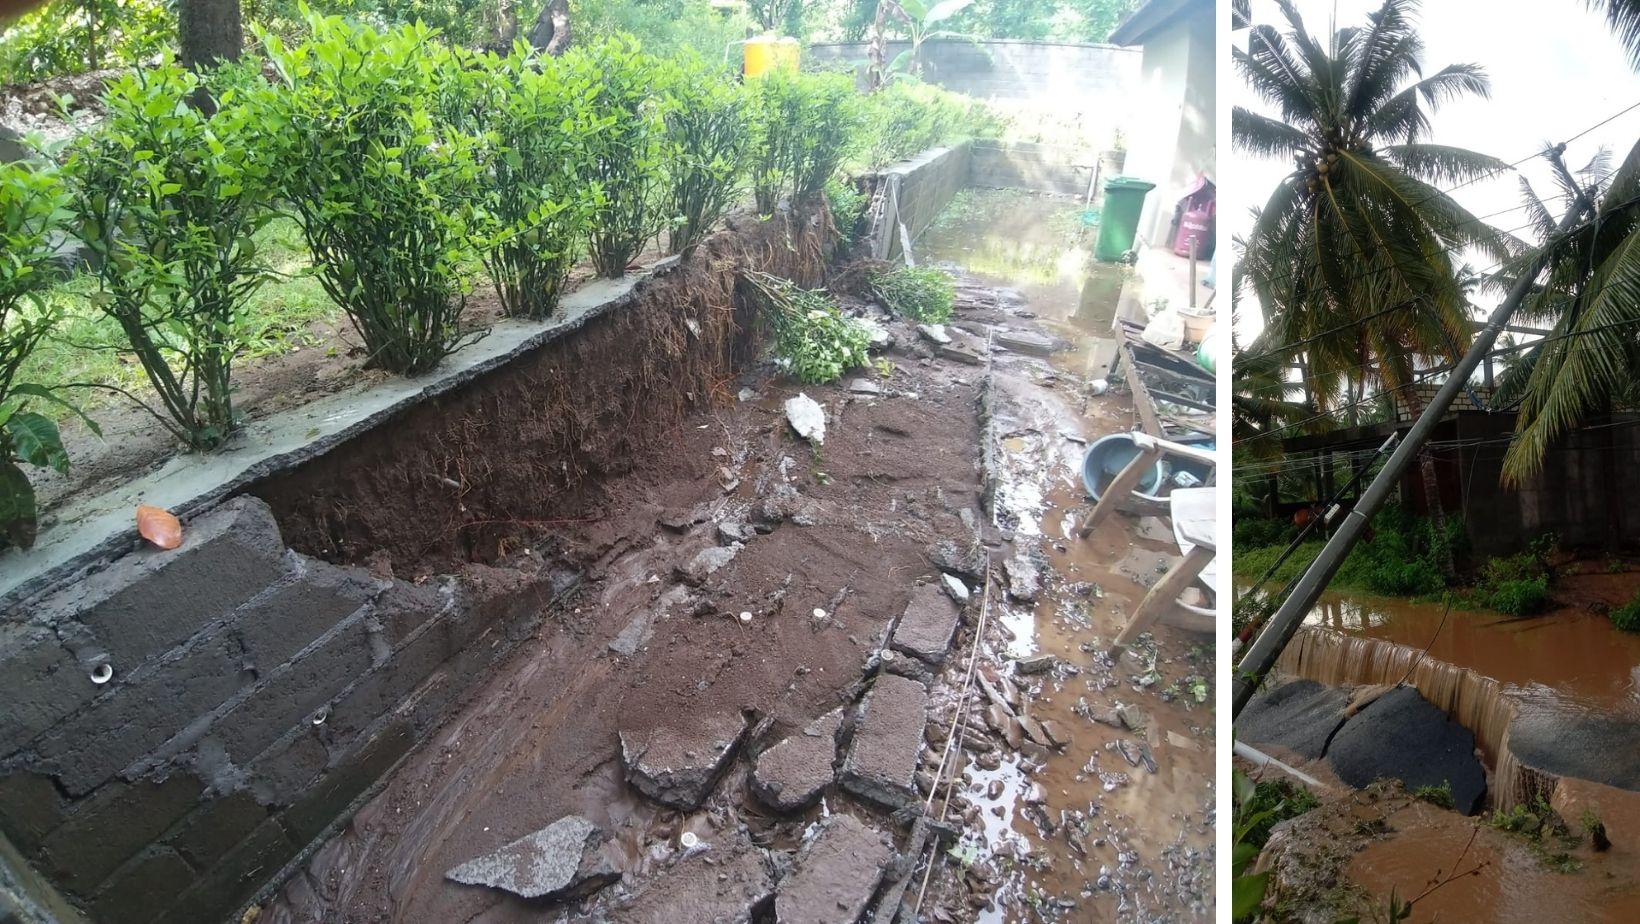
[490,0,519,51]
[178,0,243,70]
[527,0,571,55]
[866,1,888,90]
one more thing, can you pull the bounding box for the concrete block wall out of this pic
[0,497,561,923]
[969,141,1095,195]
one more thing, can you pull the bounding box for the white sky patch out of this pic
[1230,0,1640,342]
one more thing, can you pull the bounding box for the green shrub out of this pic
[870,266,954,323]
[661,55,750,259]
[253,13,486,376]
[744,272,870,385]
[1487,577,1551,616]
[748,71,865,213]
[64,62,276,451]
[0,159,96,549]
[465,47,605,319]
[857,79,1005,169]
[1233,516,1294,551]
[1413,783,1455,809]
[563,35,673,278]
[1612,592,1640,632]
[824,178,868,243]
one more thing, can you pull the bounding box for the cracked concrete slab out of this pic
[774,813,894,924]
[620,712,751,809]
[890,582,962,666]
[840,674,928,810]
[445,815,618,901]
[750,709,842,813]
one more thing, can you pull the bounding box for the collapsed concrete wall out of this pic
[872,143,973,262]
[0,210,829,924]
[0,497,568,924]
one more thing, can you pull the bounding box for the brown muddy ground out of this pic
[1246,773,1640,924]
[251,211,1216,921]
[257,276,990,922]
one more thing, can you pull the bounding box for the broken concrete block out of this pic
[676,543,741,586]
[784,393,826,445]
[995,330,1059,357]
[841,674,928,810]
[446,815,618,901]
[937,343,985,366]
[774,814,894,924]
[940,573,970,604]
[890,583,962,666]
[927,538,986,582]
[1003,549,1042,602]
[750,709,842,813]
[610,832,773,923]
[1014,654,1057,675]
[917,323,951,345]
[846,378,882,396]
[620,712,751,810]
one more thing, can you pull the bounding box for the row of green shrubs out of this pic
[0,11,990,548]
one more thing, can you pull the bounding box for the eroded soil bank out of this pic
[251,197,1214,922]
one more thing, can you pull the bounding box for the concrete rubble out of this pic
[890,582,962,666]
[620,713,752,810]
[749,709,843,813]
[784,393,827,445]
[608,832,773,923]
[445,815,618,900]
[840,674,928,810]
[773,814,895,924]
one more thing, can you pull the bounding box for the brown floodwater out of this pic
[1303,585,1640,717]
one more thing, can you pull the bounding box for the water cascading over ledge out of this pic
[1277,626,1558,810]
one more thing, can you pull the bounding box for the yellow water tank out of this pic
[744,34,800,78]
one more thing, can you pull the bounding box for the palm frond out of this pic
[1586,0,1640,71]
[1232,107,1311,158]
[1378,143,1510,186]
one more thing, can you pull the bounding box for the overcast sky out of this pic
[1230,0,1640,339]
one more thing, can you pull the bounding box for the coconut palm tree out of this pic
[1496,140,1640,482]
[1235,0,1516,575]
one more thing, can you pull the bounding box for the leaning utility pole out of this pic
[1230,148,1590,717]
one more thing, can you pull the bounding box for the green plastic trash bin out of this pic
[1094,176,1156,263]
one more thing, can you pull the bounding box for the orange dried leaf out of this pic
[136,505,182,550]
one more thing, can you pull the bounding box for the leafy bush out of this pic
[748,70,865,212]
[64,63,276,450]
[857,79,1005,169]
[563,35,673,278]
[252,13,487,375]
[0,159,95,548]
[1233,516,1295,552]
[1486,577,1551,616]
[871,266,954,323]
[464,47,605,319]
[824,177,868,243]
[745,272,870,384]
[0,0,173,84]
[1611,591,1640,632]
[1413,783,1455,809]
[661,55,749,259]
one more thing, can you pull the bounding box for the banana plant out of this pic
[884,0,976,77]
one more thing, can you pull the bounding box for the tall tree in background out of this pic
[1235,0,1513,575]
[178,0,242,69]
[527,0,570,54]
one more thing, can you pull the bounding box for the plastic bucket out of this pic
[1081,433,1167,501]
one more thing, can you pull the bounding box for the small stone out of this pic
[677,543,742,585]
[1015,654,1057,675]
[847,378,882,396]
[941,573,970,603]
[738,387,758,402]
[785,393,827,444]
[446,815,617,900]
[918,323,952,345]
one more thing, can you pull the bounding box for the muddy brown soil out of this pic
[255,266,986,923]
[1245,771,1640,924]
